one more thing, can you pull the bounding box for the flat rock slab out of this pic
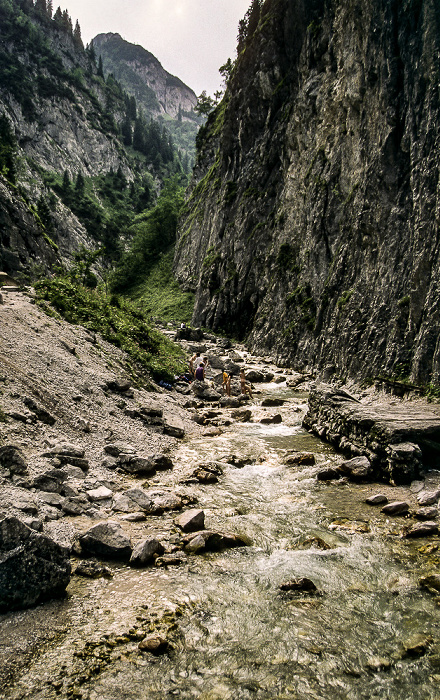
[303,386,440,483]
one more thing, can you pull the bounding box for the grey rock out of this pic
[38,492,65,508]
[175,509,205,532]
[191,380,222,402]
[23,398,55,425]
[366,494,389,505]
[124,488,154,512]
[43,443,85,459]
[117,454,157,476]
[185,534,206,553]
[245,370,265,383]
[261,397,285,407]
[163,414,185,439]
[260,414,282,424]
[338,456,372,482]
[0,446,28,475]
[86,486,113,502]
[231,409,252,422]
[0,516,70,611]
[129,538,164,567]
[381,501,410,516]
[79,521,132,560]
[403,521,438,538]
[219,397,241,408]
[104,443,135,458]
[414,506,438,521]
[417,489,440,507]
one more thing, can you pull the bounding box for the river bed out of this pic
[2,384,440,699]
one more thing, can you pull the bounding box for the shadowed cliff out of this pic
[174,0,440,386]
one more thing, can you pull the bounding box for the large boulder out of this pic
[0,445,28,475]
[0,516,71,611]
[79,521,132,561]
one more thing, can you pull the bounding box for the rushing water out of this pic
[2,386,440,699]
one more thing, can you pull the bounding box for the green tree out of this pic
[0,114,17,183]
[75,171,85,195]
[97,55,104,79]
[195,90,216,116]
[73,20,83,49]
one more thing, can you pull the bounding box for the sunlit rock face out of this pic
[92,33,197,119]
[175,0,440,385]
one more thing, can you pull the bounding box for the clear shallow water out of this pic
[3,392,440,700]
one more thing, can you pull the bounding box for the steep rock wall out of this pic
[174,0,440,385]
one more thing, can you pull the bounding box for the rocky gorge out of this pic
[175,0,440,386]
[1,287,440,698]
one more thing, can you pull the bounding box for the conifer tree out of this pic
[73,20,83,49]
[62,170,70,191]
[53,6,63,27]
[61,9,73,34]
[97,55,104,79]
[75,172,85,195]
[34,0,47,16]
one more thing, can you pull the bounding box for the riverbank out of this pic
[0,291,439,698]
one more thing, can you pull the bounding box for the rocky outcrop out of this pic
[92,33,197,119]
[175,0,440,386]
[303,385,440,483]
[0,516,71,611]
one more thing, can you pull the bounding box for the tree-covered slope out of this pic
[92,32,201,169]
[0,0,187,279]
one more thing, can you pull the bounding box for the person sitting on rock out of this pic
[240,368,253,399]
[222,369,231,396]
[190,352,202,378]
[195,362,205,381]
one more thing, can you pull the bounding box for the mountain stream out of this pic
[2,384,440,699]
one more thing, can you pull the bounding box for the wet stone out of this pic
[415,506,438,520]
[366,494,389,505]
[130,538,165,567]
[260,414,282,424]
[74,561,113,578]
[79,521,132,561]
[417,489,440,507]
[279,578,318,593]
[381,501,409,516]
[317,467,341,481]
[338,456,372,482]
[284,452,316,466]
[419,574,440,593]
[403,521,438,538]
[138,635,169,655]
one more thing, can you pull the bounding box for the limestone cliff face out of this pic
[92,33,197,119]
[174,0,440,385]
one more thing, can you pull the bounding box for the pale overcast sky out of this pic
[60,0,251,96]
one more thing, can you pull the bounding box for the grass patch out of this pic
[34,273,186,382]
[127,247,195,323]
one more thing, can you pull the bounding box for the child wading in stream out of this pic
[240,368,253,399]
[222,370,231,396]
